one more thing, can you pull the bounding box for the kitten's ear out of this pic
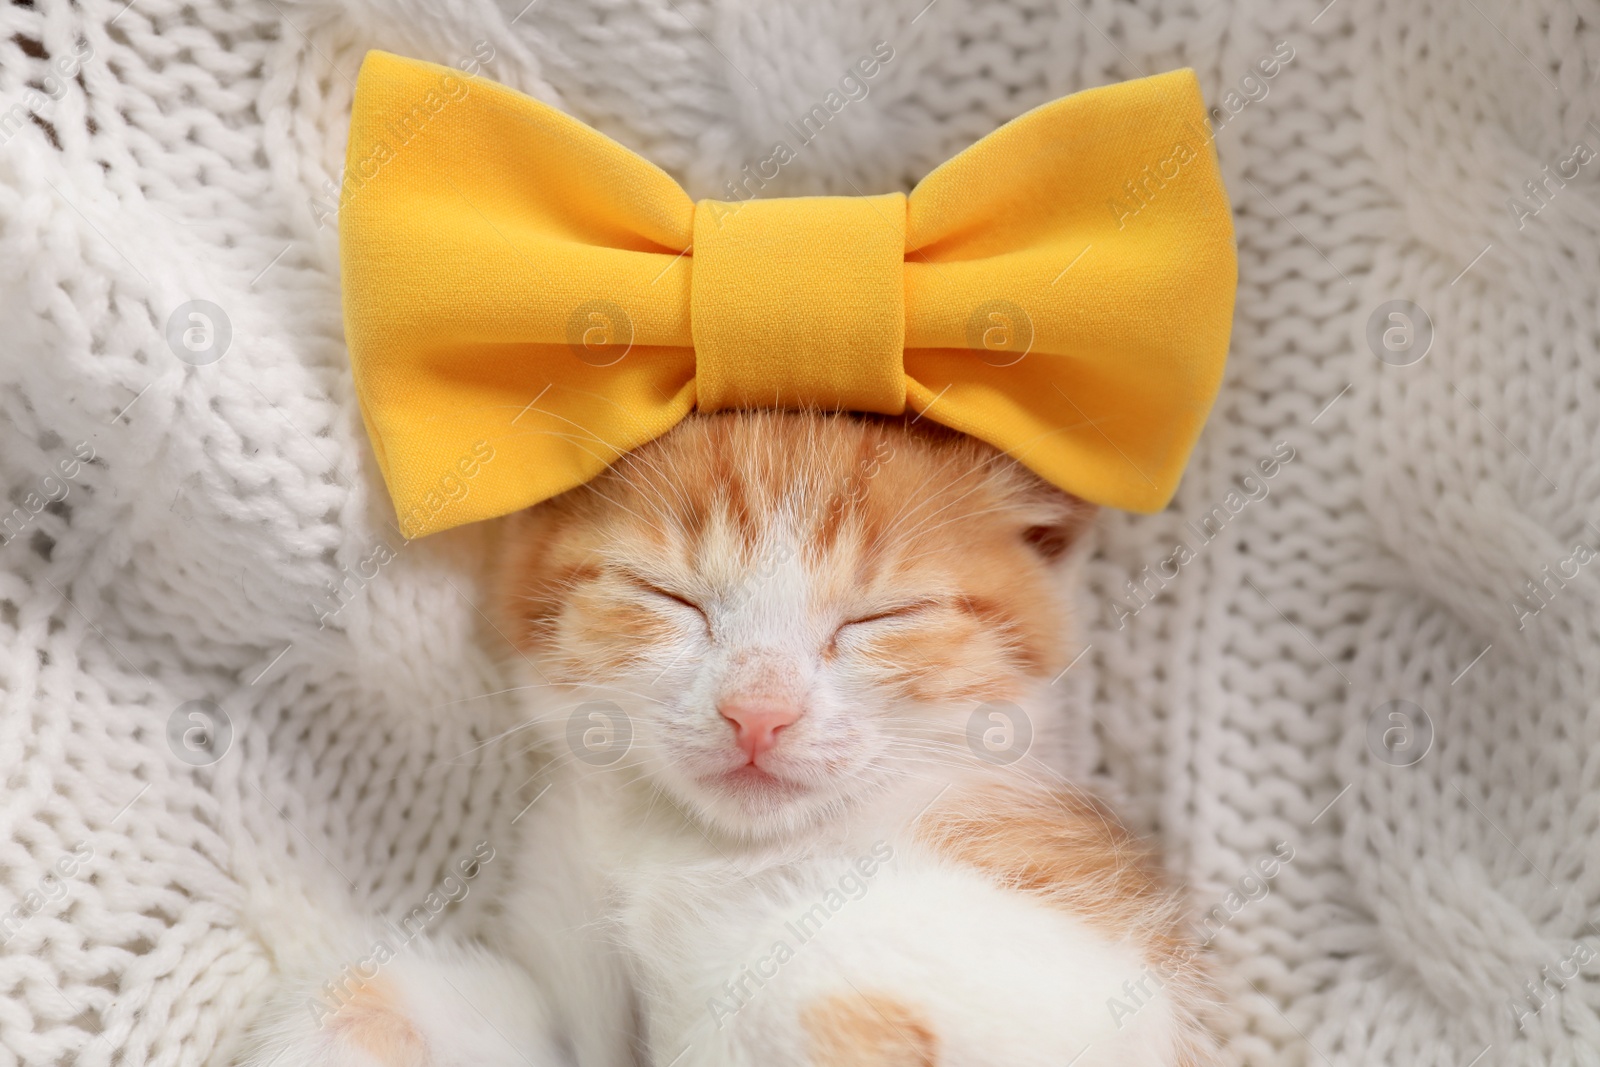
[1020,492,1098,562]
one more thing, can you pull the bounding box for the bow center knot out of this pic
[691,194,908,415]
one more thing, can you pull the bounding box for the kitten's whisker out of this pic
[875,726,1112,816]
[879,444,1027,543]
[889,502,1042,557]
[612,444,700,517]
[442,715,562,764]
[521,676,679,710]
[941,750,1134,849]
[575,482,671,541]
[876,447,967,531]
[500,421,685,536]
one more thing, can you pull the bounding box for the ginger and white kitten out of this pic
[243,412,1220,1067]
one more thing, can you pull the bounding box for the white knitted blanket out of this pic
[2,0,1597,1063]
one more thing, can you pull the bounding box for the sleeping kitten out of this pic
[242,412,1220,1067]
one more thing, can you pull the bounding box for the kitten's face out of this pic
[497,412,1092,839]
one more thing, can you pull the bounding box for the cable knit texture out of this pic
[0,0,1595,1065]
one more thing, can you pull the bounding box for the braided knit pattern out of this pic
[0,0,1595,1063]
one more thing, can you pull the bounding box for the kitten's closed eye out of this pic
[834,600,937,637]
[829,600,939,658]
[626,576,710,627]
[839,600,937,629]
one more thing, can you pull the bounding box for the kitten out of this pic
[242,411,1220,1067]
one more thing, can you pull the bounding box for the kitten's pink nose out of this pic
[719,701,801,761]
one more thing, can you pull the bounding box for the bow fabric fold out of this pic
[340,50,1236,538]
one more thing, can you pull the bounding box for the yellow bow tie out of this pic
[340,51,1235,539]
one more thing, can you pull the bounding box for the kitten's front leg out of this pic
[236,936,563,1067]
[502,784,646,1067]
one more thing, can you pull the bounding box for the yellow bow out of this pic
[340,51,1236,539]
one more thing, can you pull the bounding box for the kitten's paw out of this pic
[237,941,563,1067]
[796,991,940,1066]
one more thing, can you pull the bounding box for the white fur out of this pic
[241,934,561,1066]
